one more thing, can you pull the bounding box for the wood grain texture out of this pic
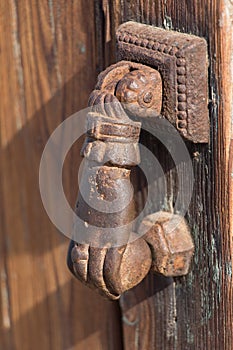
[0,1,122,349]
[106,0,233,349]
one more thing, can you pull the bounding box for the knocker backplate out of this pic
[116,21,209,143]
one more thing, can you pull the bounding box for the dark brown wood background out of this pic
[0,1,122,349]
[0,1,232,350]
[109,1,233,349]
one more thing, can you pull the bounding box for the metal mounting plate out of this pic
[116,22,209,143]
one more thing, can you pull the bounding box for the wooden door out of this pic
[0,1,232,350]
[109,1,233,349]
[0,1,122,349]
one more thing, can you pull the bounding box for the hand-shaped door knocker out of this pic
[67,61,194,300]
[67,21,210,299]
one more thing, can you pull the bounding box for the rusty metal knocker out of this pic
[67,61,194,300]
[67,22,209,300]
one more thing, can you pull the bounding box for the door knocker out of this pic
[67,22,209,300]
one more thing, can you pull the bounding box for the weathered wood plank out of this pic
[106,0,233,349]
[0,1,122,349]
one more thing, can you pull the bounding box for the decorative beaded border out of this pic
[116,31,188,135]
